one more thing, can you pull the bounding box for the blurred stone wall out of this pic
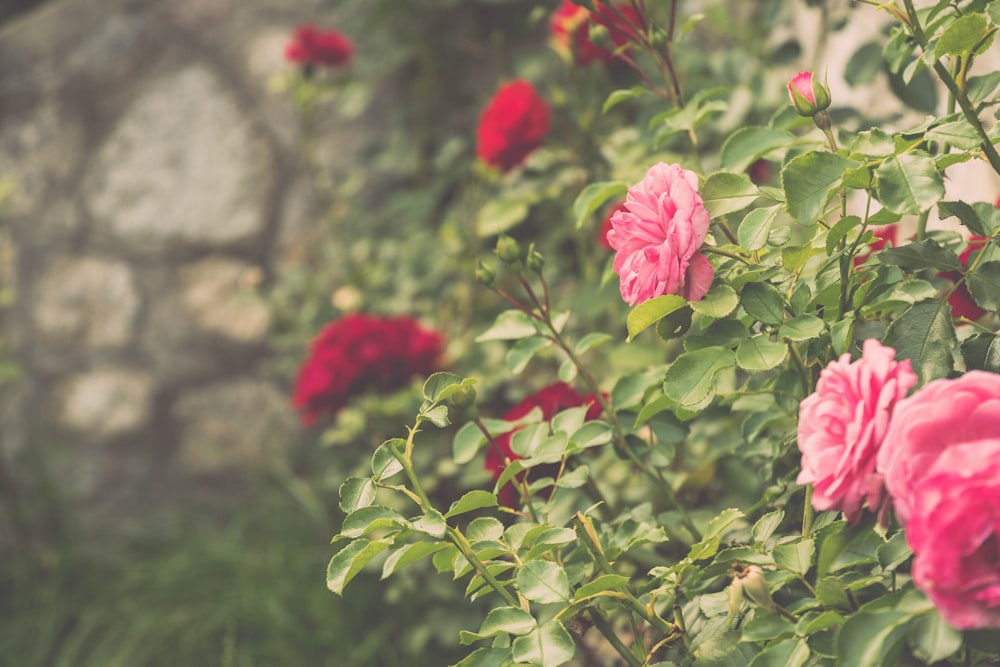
[0,0,353,520]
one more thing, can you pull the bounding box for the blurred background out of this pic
[2,0,996,665]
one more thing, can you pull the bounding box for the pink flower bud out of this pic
[787,71,831,117]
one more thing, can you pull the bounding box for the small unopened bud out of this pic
[525,244,545,273]
[588,23,613,51]
[476,261,496,287]
[496,234,522,265]
[450,385,477,410]
[787,71,831,117]
[730,563,775,612]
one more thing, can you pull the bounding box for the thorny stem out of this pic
[473,417,539,522]
[899,0,1000,176]
[590,608,644,667]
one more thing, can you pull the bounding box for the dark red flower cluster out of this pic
[550,0,641,67]
[285,24,354,69]
[940,235,989,322]
[476,80,550,173]
[292,313,444,425]
[485,382,602,507]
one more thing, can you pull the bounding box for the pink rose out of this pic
[796,339,917,523]
[787,71,831,117]
[606,162,714,305]
[905,440,1000,629]
[877,370,1000,524]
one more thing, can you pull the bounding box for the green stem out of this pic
[802,485,814,537]
[448,526,520,608]
[590,608,644,667]
[899,0,1000,176]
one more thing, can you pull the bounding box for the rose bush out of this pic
[549,0,640,67]
[280,2,1000,665]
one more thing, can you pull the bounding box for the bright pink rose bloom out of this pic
[853,224,899,268]
[938,235,989,322]
[606,162,714,305]
[550,1,640,67]
[476,80,550,173]
[905,439,1000,629]
[285,24,353,68]
[292,313,444,425]
[878,370,1000,525]
[485,382,602,507]
[788,71,815,104]
[797,339,917,523]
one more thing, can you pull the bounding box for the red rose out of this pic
[939,236,988,322]
[476,80,550,173]
[852,224,898,268]
[485,382,602,507]
[285,24,353,69]
[550,1,641,67]
[292,313,444,425]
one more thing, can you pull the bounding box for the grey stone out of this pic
[58,368,154,438]
[173,378,299,473]
[179,256,271,344]
[86,66,274,251]
[34,255,140,347]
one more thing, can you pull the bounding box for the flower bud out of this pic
[476,261,496,287]
[450,385,477,410]
[730,563,775,612]
[787,71,831,117]
[525,243,545,273]
[496,234,522,265]
[588,23,613,51]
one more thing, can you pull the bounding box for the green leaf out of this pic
[574,574,631,600]
[780,315,825,341]
[739,206,781,251]
[704,508,745,540]
[690,285,739,318]
[741,282,787,324]
[926,118,982,150]
[339,476,377,514]
[463,606,537,643]
[720,126,795,173]
[453,421,486,465]
[450,647,512,667]
[446,490,499,518]
[874,152,945,215]
[372,439,404,481]
[749,638,809,667]
[326,539,389,595]
[877,239,962,272]
[506,336,552,375]
[341,506,404,539]
[909,611,962,663]
[511,423,549,459]
[511,620,575,667]
[736,336,788,371]
[939,200,990,236]
[702,171,760,217]
[382,542,451,579]
[782,151,858,225]
[752,510,785,545]
[573,332,613,356]
[569,420,613,451]
[850,128,895,157]
[423,373,471,402]
[835,608,911,667]
[741,613,796,642]
[883,300,957,384]
[935,13,991,59]
[773,538,814,575]
[656,306,693,340]
[961,332,1000,372]
[966,260,1000,311]
[626,294,688,341]
[420,403,451,428]
[477,196,529,237]
[517,561,570,604]
[602,86,645,114]
[663,346,735,406]
[477,310,540,342]
[409,509,447,539]
[573,181,628,229]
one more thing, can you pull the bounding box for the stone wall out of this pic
[0,0,353,522]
